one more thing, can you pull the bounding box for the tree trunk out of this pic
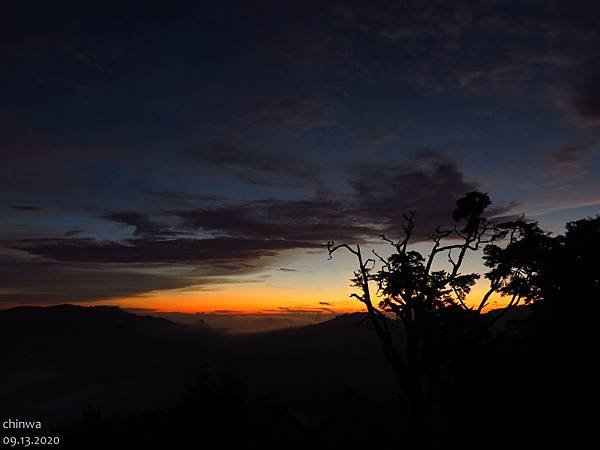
[405,309,425,437]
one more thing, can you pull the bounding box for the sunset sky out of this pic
[2,1,600,324]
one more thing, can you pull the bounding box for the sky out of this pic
[2,1,600,327]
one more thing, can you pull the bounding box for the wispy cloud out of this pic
[102,211,176,238]
[539,134,600,185]
[13,237,318,265]
[181,142,320,185]
[11,205,45,212]
[562,71,600,126]
[64,228,86,237]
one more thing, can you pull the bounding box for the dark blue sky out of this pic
[2,0,600,309]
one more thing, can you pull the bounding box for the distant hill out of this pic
[228,312,393,423]
[124,309,215,331]
[1,304,183,341]
[0,304,530,428]
[0,305,220,421]
[128,309,338,333]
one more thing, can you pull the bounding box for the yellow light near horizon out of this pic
[467,283,511,312]
[96,280,508,316]
[84,242,511,319]
[96,282,362,314]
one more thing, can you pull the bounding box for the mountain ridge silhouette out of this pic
[0,303,532,432]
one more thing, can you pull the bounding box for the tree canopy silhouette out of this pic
[325,191,593,437]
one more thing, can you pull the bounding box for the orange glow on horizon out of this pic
[95,282,362,314]
[93,279,510,315]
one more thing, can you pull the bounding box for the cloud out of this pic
[2,235,320,304]
[177,199,373,243]
[102,211,173,238]
[346,157,480,237]
[140,190,221,207]
[0,120,123,168]
[179,92,339,188]
[0,122,52,165]
[276,306,335,314]
[13,237,319,265]
[177,152,500,242]
[247,95,339,131]
[331,0,599,98]
[364,131,395,148]
[181,142,319,182]
[0,256,195,304]
[64,228,86,237]
[278,267,299,272]
[345,150,517,237]
[564,71,600,126]
[11,205,45,212]
[541,135,600,180]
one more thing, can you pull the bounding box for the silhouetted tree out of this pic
[483,214,600,315]
[326,192,533,432]
[465,215,599,447]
